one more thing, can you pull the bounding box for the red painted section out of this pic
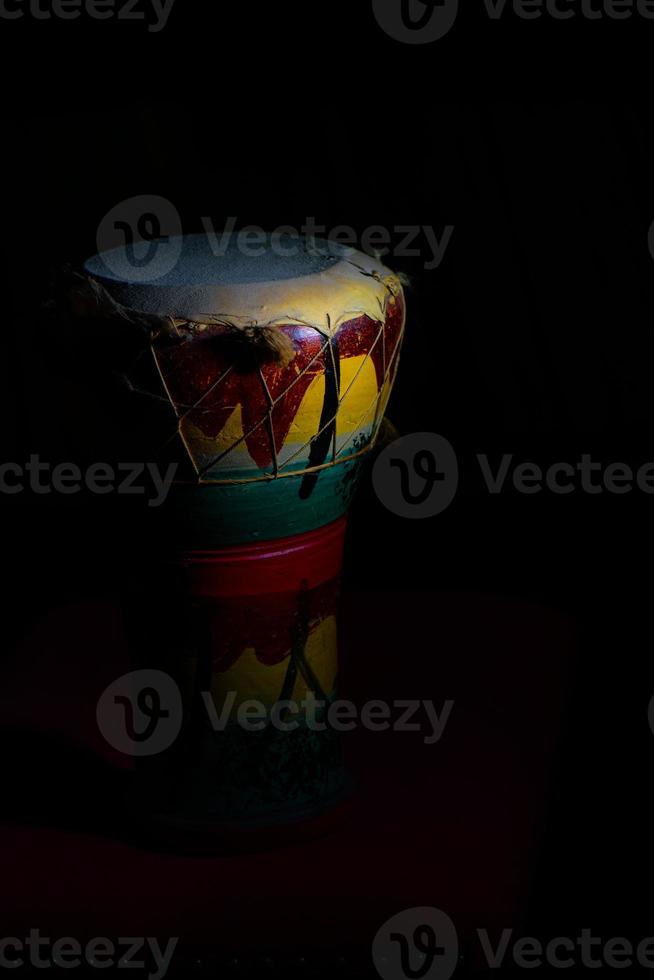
[206,582,339,671]
[184,330,325,469]
[179,517,347,598]
[154,293,405,471]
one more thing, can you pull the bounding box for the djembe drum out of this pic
[82,233,406,841]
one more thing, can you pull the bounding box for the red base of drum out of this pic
[178,515,347,595]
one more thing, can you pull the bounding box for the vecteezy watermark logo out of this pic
[95,199,455,274]
[96,195,183,281]
[374,910,654,975]
[373,908,459,980]
[97,671,454,756]
[372,0,460,43]
[0,932,178,978]
[373,433,459,519]
[203,217,454,273]
[0,457,178,508]
[476,929,654,970]
[0,0,176,31]
[203,693,453,746]
[373,434,654,518]
[97,670,183,757]
[374,0,654,43]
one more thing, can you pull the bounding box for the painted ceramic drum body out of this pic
[82,234,405,833]
[84,234,406,545]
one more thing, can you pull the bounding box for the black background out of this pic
[2,0,654,975]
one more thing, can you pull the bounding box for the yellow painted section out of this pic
[210,616,338,712]
[181,353,381,473]
[182,403,251,470]
[338,355,379,429]
[276,374,325,466]
[337,354,379,446]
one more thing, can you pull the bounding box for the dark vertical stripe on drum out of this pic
[299,335,341,499]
